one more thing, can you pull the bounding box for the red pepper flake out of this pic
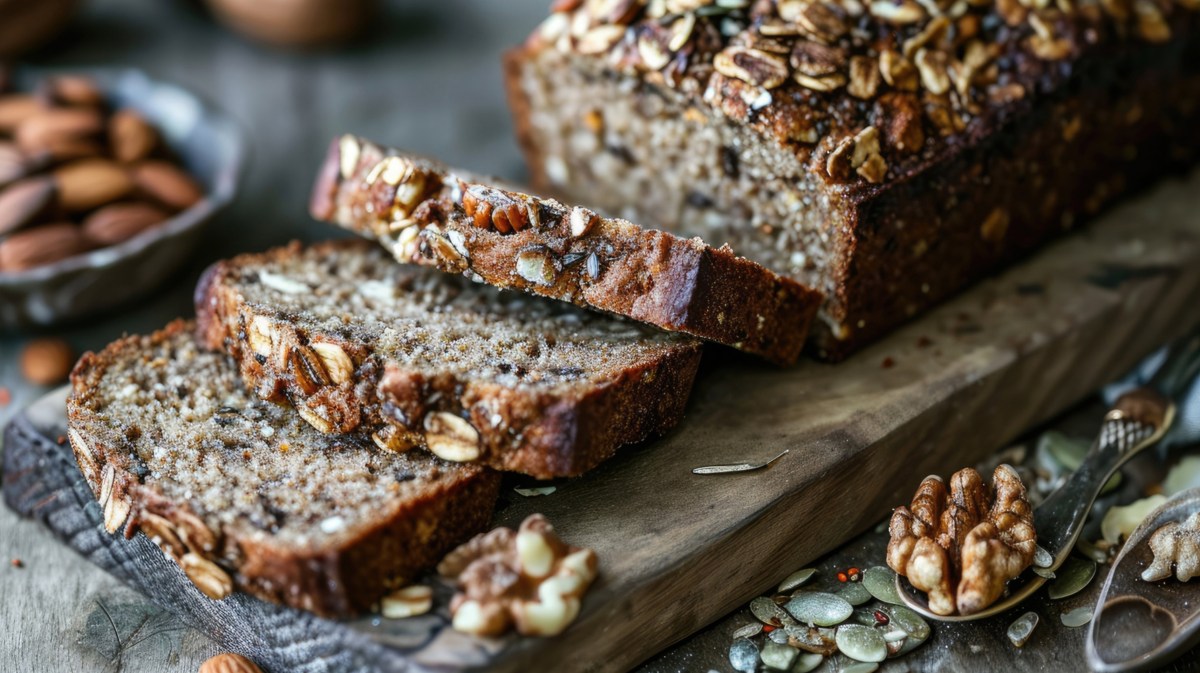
[874,609,889,625]
[0,387,10,407]
[56,435,67,445]
[916,336,934,348]
[881,357,895,369]
[11,558,24,569]
[837,571,849,583]
[762,625,776,633]
[848,567,862,582]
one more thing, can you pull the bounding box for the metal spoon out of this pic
[894,386,1176,622]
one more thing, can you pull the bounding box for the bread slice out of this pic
[309,134,822,365]
[502,2,1200,359]
[195,240,703,478]
[66,320,500,617]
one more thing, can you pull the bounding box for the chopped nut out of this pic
[847,56,881,99]
[714,46,790,89]
[381,585,434,618]
[869,0,926,24]
[577,24,627,54]
[461,183,539,234]
[441,514,598,637]
[637,31,672,70]
[288,346,331,395]
[424,411,481,462]
[569,205,598,237]
[98,463,131,534]
[200,653,263,673]
[421,227,470,273]
[247,315,275,358]
[880,49,920,91]
[914,48,951,95]
[180,552,233,600]
[1134,0,1171,42]
[297,405,333,433]
[790,1,849,42]
[887,465,1036,615]
[980,207,1010,243]
[1142,512,1200,582]
[516,249,558,286]
[338,135,361,181]
[310,342,355,385]
[790,42,847,78]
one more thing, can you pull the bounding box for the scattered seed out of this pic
[514,486,556,497]
[779,567,817,592]
[784,592,853,627]
[1033,567,1056,580]
[838,571,849,582]
[873,610,889,625]
[837,581,872,606]
[11,558,23,568]
[862,566,902,605]
[841,664,880,673]
[692,450,789,474]
[732,622,763,640]
[729,638,759,673]
[878,604,931,648]
[784,625,838,655]
[1060,606,1094,628]
[585,252,600,279]
[1034,545,1053,568]
[1007,611,1039,647]
[836,624,888,663]
[1102,495,1167,545]
[751,596,794,626]
[848,567,862,582]
[792,652,824,673]
[1075,537,1110,564]
[1039,430,1089,470]
[766,627,788,644]
[1047,556,1097,600]
[760,640,798,670]
[881,628,907,643]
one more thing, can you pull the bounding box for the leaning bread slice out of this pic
[195,240,703,478]
[67,321,501,617]
[309,135,821,365]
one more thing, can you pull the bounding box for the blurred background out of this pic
[0,0,550,425]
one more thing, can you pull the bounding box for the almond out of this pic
[0,176,56,236]
[0,222,89,272]
[133,160,203,210]
[81,201,169,245]
[43,76,105,107]
[199,653,263,673]
[54,159,135,212]
[0,141,31,188]
[19,337,75,386]
[15,107,105,158]
[0,94,41,133]
[109,109,158,163]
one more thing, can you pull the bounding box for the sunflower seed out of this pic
[1007,611,1038,647]
[792,653,824,673]
[784,592,852,627]
[837,581,872,606]
[760,640,797,670]
[751,596,794,626]
[729,638,759,673]
[879,605,929,641]
[836,624,887,663]
[1034,545,1053,568]
[732,622,763,640]
[862,566,902,605]
[1060,606,1093,628]
[585,251,600,279]
[1047,556,1096,600]
[779,568,817,592]
[1033,567,1056,580]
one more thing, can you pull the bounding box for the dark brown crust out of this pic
[195,240,705,478]
[504,6,1200,360]
[66,320,501,618]
[310,135,822,366]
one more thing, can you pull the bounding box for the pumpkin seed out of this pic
[1102,495,1167,544]
[784,625,838,655]
[760,640,798,670]
[1047,556,1097,600]
[836,624,888,663]
[837,581,872,606]
[881,628,907,643]
[513,486,556,497]
[862,566,902,605]
[879,604,930,641]
[785,592,853,627]
[779,567,817,592]
[1164,454,1200,495]
[752,596,795,626]
[729,638,759,672]
[1075,537,1110,564]
[840,664,880,673]
[1034,545,1053,568]
[1033,567,1056,579]
[768,628,790,644]
[1060,606,1094,628]
[732,622,763,640]
[792,652,824,673]
[1039,430,1089,470]
[693,449,789,474]
[1007,611,1038,647]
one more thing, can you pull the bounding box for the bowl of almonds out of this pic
[0,67,243,328]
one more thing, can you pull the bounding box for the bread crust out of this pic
[196,240,705,478]
[310,135,822,365]
[66,320,501,617]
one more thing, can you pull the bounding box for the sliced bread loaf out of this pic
[309,135,822,365]
[66,320,501,617]
[195,240,703,478]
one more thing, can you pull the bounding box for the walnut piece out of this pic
[887,464,1036,615]
[438,514,598,637]
[1142,512,1200,583]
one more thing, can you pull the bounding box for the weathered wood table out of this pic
[3,1,1200,672]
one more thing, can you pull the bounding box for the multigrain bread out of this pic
[66,320,500,618]
[309,134,822,365]
[195,240,703,478]
[504,0,1200,359]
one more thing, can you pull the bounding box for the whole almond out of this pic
[44,76,105,107]
[0,222,89,272]
[0,142,30,187]
[15,107,105,157]
[82,202,169,245]
[109,109,158,163]
[0,94,41,133]
[133,160,203,210]
[199,652,263,673]
[0,176,57,236]
[19,337,75,386]
[54,159,135,212]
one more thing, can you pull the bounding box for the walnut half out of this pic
[886,464,1036,615]
[438,514,598,637]
[1142,512,1200,583]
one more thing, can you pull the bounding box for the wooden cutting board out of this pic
[5,171,1200,673]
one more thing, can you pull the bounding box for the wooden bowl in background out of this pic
[205,0,376,48]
